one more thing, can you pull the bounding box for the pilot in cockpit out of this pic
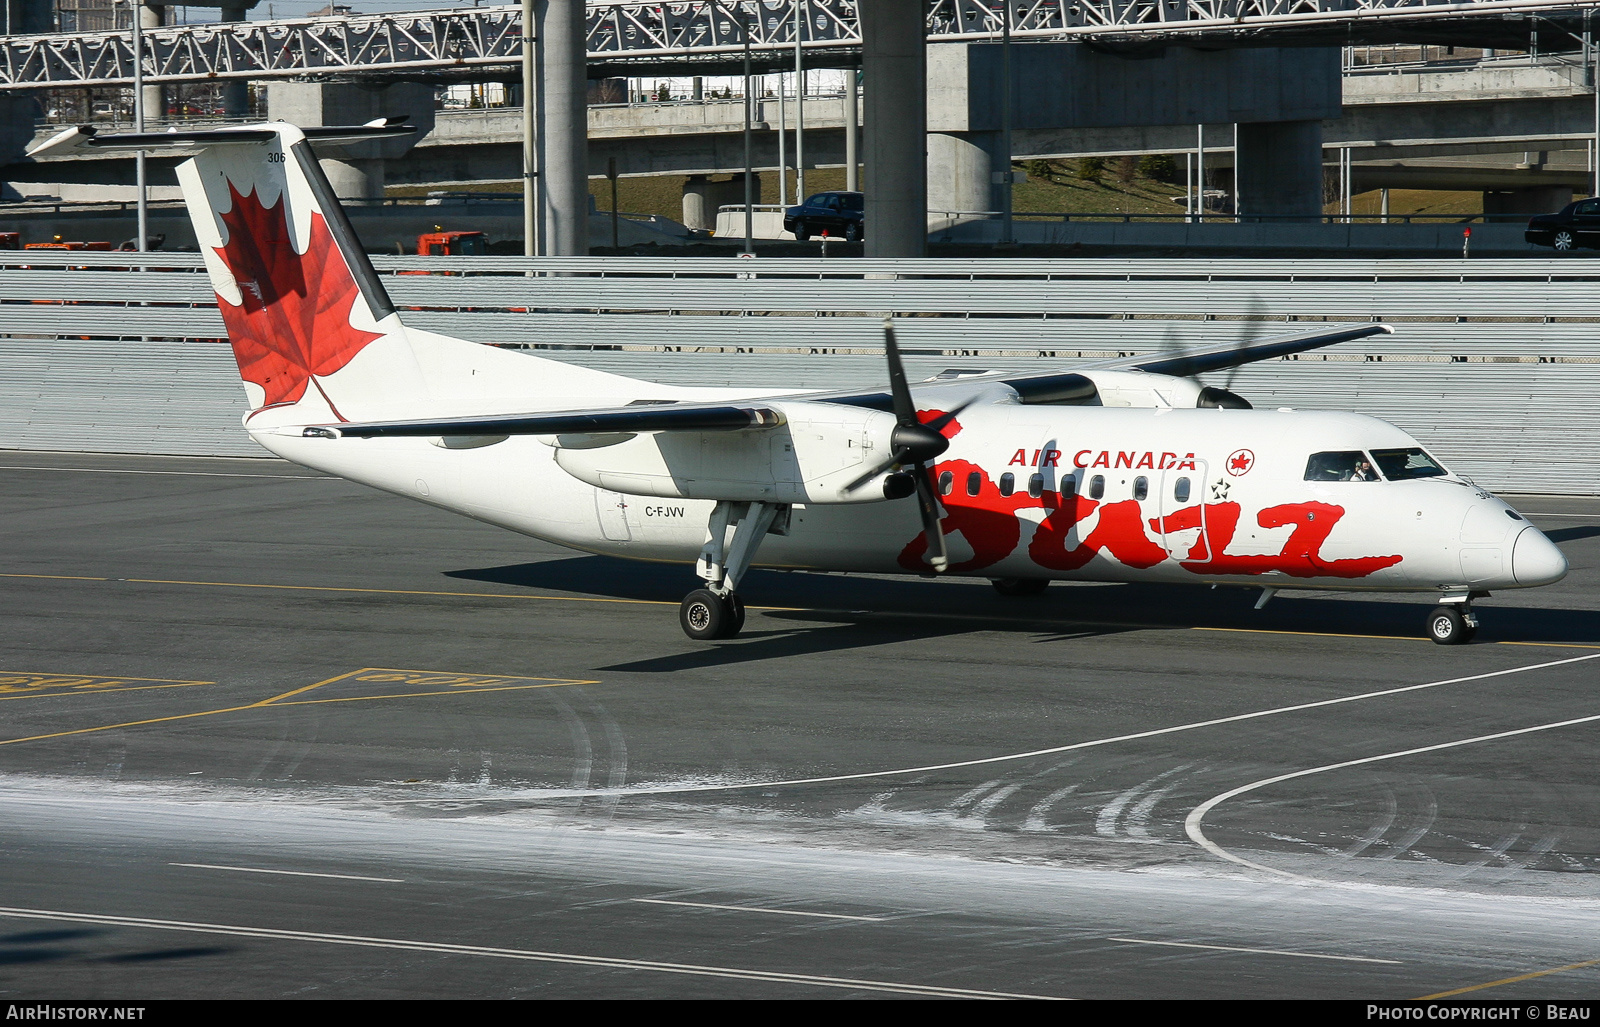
[1305,450,1382,482]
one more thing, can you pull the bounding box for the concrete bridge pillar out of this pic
[218,4,251,117]
[139,4,166,122]
[541,0,589,256]
[1233,120,1326,221]
[266,80,435,199]
[861,0,926,258]
[682,175,757,232]
[682,175,713,231]
[927,131,999,216]
[0,92,39,200]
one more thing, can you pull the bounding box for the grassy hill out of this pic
[394,157,1490,225]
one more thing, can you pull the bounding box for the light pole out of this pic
[999,0,1014,245]
[521,0,539,259]
[742,9,754,254]
[129,0,147,253]
[794,0,805,202]
[1590,7,1599,199]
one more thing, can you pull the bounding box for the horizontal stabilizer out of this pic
[310,403,786,440]
[26,119,414,159]
[1121,323,1394,378]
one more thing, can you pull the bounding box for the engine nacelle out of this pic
[548,401,899,504]
[1076,370,1250,410]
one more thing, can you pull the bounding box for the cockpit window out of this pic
[1371,447,1447,480]
[1304,451,1379,482]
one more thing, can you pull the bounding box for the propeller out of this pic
[843,319,978,573]
[1158,299,1260,409]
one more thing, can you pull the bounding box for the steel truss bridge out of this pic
[2,0,1597,91]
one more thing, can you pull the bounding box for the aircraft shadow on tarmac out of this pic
[447,555,1600,668]
[0,928,229,968]
[1546,525,1600,544]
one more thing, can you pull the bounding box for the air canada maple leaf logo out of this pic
[213,183,381,411]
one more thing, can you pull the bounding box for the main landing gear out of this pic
[1428,594,1481,645]
[680,500,788,641]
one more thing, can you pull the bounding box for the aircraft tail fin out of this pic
[32,121,432,423]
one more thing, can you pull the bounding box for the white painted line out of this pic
[0,906,1062,999]
[171,862,404,884]
[632,898,884,922]
[1108,937,1401,965]
[1185,709,1600,880]
[397,651,1600,803]
[0,466,326,479]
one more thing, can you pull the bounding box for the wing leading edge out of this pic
[306,402,785,440]
[1114,323,1394,378]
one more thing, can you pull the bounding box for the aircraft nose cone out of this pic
[1512,526,1568,586]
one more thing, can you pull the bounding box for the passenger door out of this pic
[1158,461,1209,560]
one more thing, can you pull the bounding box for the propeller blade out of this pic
[913,463,949,573]
[922,394,980,435]
[882,318,918,428]
[1224,295,1269,391]
[844,447,911,493]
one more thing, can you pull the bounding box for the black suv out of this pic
[784,191,864,241]
[1526,198,1600,251]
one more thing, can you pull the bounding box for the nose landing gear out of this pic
[681,500,786,640]
[1428,594,1480,645]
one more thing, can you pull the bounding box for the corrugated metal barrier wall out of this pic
[1,253,1596,494]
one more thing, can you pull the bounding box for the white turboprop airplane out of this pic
[29,121,1568,644]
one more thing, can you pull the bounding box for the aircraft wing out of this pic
[1097,323,1393,377]
[307,401,784,439]
[308,323,1390,438]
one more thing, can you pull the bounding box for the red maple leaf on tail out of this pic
[212,183,381,412]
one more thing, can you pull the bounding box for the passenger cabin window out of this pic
[1174,477,1190,503]
[938,470,953,495]
[999,472,1015,497]
[1089,475,1105,500]
[1371,447,1448,480]
[1061,477,1076,497]
[1133,476,1148,501]
[966,471,982,497]
[1304,451,1380,482]
[1028,474,1044,498]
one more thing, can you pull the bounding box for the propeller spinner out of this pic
[843,319,976,573]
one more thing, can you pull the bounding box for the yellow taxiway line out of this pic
[1419,958,1600,999]
[0,667,595,749]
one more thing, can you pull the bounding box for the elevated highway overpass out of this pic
[3,0,1600,89]
[9,1,1600,253]
[16,51,1593,218]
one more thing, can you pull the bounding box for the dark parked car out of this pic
[784,191,864,241]
[1526,198,1600,251]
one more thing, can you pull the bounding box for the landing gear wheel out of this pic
[681,588,741,641]
[1553,229,1576,252]
[992,578,1049,597]
[1428,605,1476,645]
